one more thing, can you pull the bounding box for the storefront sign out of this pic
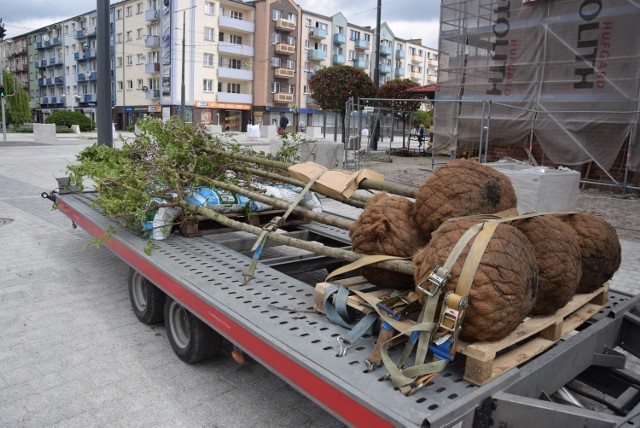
[194,100,251,110]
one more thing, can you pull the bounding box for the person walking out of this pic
[279,113,289,134]
[418,124,426,148]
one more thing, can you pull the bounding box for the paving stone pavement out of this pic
[0,132,638,426]
[0,135,343,427]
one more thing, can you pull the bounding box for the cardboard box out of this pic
[288,161,384,199]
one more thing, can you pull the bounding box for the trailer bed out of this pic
[53,191,640,427]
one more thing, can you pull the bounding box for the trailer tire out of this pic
[164,297,222,363]
[128,268,165,324]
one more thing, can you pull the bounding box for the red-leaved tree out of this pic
[308,65,376,142]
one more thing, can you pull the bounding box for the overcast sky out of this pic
[2,0,440,48]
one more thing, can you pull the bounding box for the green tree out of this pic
[45,110,93,132]
[2,70,32,126]
[308,65,376,142]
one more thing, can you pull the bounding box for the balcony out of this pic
[307,49,325,61]
[74,51,83,60]
[308,27,327,40]
[36,41,44,50]
[48,57,59,66]
[41,97,49,104]
[218,67,253,80]
[87,71,97,80]
[145,62,160,74]
[219,43,254,57]
[40,59,48,67]
[379,45,392,56]
[395,67,405,77]
[332,54,345,65]
[354,39,369,50]
[84,93,97,103]
[411,54,422,63]
[411,71,422,80]
[333,33,346,44]
[34,60,42,68]
[380,64,392,74]
[428,58,438,67]
[306,95,315,105]
[353,58,366,68]
[77,73,86,81]
[75,29,86,38]
[145,35,160,48]
[396,49,405,59]
[275,18,296,32]
[145,9,159,22]
[50,37,61,46]
[38,78,45,86]
[217,92,252,104]
[45,77,53,85]
[219,15,255,33]
[144,89,160,100]
[273,92,294,103]
[274,67,294,78]
[274,43,294,55]
[49,96,58,104]
[54,76,64,84]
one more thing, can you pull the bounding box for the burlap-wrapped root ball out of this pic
[559,213,621,293]
[413,218,538,342]
[349,192,426,289]
[512,216,582,315]
[414,159,518,239]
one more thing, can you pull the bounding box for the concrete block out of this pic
[246,124,260,138]
[205,124,223,134]
[298,139,343,168]
[70,124,81,134]
[33,124,57,143]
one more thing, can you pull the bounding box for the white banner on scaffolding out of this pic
[436,0,640,171]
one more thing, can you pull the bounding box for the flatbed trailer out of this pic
[48,190,640,427]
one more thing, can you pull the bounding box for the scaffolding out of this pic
[436,0,640,190]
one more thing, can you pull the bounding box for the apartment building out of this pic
[0,1,435,129]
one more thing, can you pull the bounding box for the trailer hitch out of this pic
[41,191,57,202]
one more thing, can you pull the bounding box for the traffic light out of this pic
[0,86,4,98]
[0,24,5,41]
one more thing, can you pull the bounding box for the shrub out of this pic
[45,111,93,132]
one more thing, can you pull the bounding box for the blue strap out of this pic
[323,285,378,350]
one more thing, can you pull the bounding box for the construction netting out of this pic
[436,0,640,174]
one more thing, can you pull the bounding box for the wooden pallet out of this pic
[457,283,609,386]
[180,209,308,237]
[316,278,609,387]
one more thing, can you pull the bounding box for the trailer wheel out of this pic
[164,297,222,363]
[128,268,165,324]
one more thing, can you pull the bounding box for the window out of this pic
[203,79,213,92]
[116,57,123,67]
[204,27,215,41]
[271,33,281,44]
[305,18,312,27]
[230,10,243,20]
[117,81,123,90]
[350,30,360,40]
[137,3,144,14]
[127,80,133,90]
[271,57,281,67]
[148,51,159,63]
[126,31,132,41]
[227,83,240,93]
[126,55,133,66]
[364,34,370,41]
[204,53,214,67]
[285,59,295,69]
[116,8,122,20]
[65,66,69,75]
[348,50,355,60]
[126,6,133,16]
[271,82,280,93]
[116,33,123,43]
[303,85,309,94]
[229,34,242,45]
[137,79,144,89]
[288,84,295,94]
[137,28,144,39]
[137,54,145,64]
[205,2,215,15]
[272,9,282,20]
[219,31,225,42]
[230,58,242,69]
